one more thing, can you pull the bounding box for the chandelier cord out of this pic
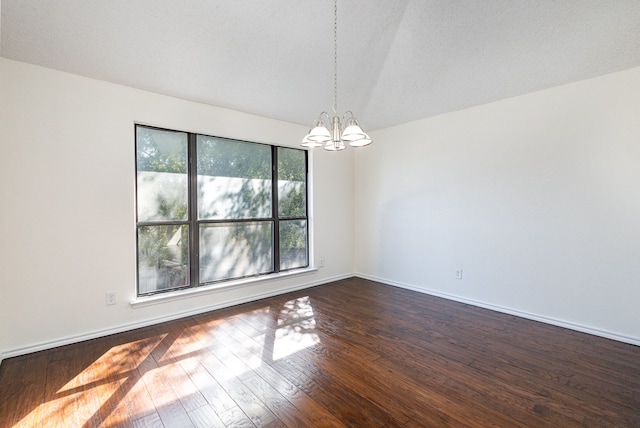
[333,0,338,115]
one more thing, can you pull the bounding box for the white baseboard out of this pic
[0,273,352,362]
[355,273,640,347]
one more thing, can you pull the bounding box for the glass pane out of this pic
[137,225,189,294]
[197,136,272,220]
[199,222,273,283]
[278,148,306,218]
[136,127,188,221]
[279,220,308,270]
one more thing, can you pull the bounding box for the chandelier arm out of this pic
[342,111,355,122]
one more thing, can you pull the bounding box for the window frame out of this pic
[135,125,309,297]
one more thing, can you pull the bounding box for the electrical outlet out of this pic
[319,256,324,267]
[455,269,463,280]
[106,292,117,305]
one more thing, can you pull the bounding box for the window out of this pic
[135,125,308,296]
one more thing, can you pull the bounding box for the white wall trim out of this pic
[355,273,640,347]
[0,273,352,362]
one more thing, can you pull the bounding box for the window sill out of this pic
[130,267,318,309]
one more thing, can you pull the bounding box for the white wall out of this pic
[0,58,354,360]
[355,67,640,344]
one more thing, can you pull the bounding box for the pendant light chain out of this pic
[333,0,338,115]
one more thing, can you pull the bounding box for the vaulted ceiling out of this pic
[2,1,640,131]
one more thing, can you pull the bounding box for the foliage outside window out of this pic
[135,125,308,296]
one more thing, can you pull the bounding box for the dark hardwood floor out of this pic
[1,277,639,427]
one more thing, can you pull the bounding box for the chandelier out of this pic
[301,0,372,151]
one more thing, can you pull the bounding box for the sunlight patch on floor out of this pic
[12,298,321,426]
[273,296,320,360]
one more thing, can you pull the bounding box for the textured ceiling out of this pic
[2,1,640,131]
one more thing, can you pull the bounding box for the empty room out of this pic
[1,1,639,427]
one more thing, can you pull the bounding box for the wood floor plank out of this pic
[217,405,255,428]
[188,403,226,428]
[67,343,103,428]
[7,353,47,428]
[241,372,319,428]
[131,333,195,428]
[219,376,277,427]
[130,410,163,428]
[252,363,347,428]
[90,336,134,427]
[0,357,27,428]
[1,277,639,427]
[103,336,157,422]
[272,352,405,427]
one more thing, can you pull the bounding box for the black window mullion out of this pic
[305,150,310,268]
[272,145,280,273]
[136,220,189,227]
[188,133,199,286]
[198,218,275,224]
